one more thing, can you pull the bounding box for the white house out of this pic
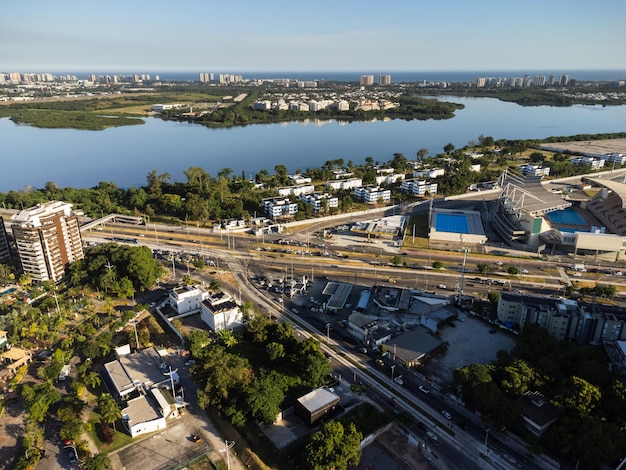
[200,291,244,332]
[169,285,208,316]
[288,174,312,185]
[571,156,605,169]
[375,173,405,185]
[521,164,550,177]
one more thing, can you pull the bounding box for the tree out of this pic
[477,263,491,274]
[507,266,519,276]
[432,260,444,270]
[266,342,285,361]
[390,255,403,266]
[82,453,111,470]
[443,143,455,154]
[246,372,285,424]
[306,421,362,470]
[98,393,122,431]
[554,376,601,416]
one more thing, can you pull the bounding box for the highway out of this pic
[78,209,626,470]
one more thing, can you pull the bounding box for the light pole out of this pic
[220,440,235,470]
[325,323,330,340]
[484,428,490,453]
[391,364,395,385]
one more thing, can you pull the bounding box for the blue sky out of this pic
[1,0,624,73]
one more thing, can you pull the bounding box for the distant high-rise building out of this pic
[0,217,11,264]
[378,74,391,86]
[559,74,569,86]
[476,77,486,88]
[11,201,84,282]
[360,75,374,86]
[548,75,555,85]
[534,75,546,86]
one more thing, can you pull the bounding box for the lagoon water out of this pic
[2,96,626,191]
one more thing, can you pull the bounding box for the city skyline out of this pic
[1,0,624,73]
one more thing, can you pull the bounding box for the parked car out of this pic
[376,359,385,367]
[419,385,430,394]
[394,376,404,385]
[441,410,452,420]
[184,359,195,366]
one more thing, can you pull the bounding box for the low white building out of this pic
[288,174,312,185]
[354,186,391,204]
[413,168,445,179]
[375,173,405,185]
[300,193,338,211]
[122,392,167,438]
[571,156,605,169]
[262,197,299,219]
[169,285,208,316]
[521,164,550,177]
[276,185,315,197]
[401,179,438,196]
[200,291,244,332]
[326,178,362,191]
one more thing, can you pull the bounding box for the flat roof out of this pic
[122,394,161,424]
[297,388,340,413]
[387,328,442,363]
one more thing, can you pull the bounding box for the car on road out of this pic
[426,431,439,444]
[394,376,404,385]
[65,446,77,464]
[437,284,446,289]
[441,410,452,420]
[419,385,430,394]
[376,359,385,366]
[520,269,529,274]
[184,359,195,366]
[571,272,582,277]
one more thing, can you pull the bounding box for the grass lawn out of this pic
[86,410,135,453]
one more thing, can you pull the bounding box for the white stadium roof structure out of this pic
[498,172,571,218]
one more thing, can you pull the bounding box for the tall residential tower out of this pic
[11,201,84,282]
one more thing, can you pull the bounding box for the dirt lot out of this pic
[424,316,516,384]
[540,138,626,156]
[357,424,432,470]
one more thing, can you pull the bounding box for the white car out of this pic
[571,272,582,277]
[441,410,452,420]
[185,359,195,366]
[394,376,404,385]
[520,269,529,274]
[419,385,430,394]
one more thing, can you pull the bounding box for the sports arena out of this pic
[428,208,487,249]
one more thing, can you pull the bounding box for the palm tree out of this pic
[98,393,121,432]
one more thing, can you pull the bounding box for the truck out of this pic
[59,364,71,381]
[571,263,586,272]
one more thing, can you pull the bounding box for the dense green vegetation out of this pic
[190,313,332,427]
[454,324,626,469]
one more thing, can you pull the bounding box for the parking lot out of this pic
[424,315,516,383]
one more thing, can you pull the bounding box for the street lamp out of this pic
[391,364,396,384]
[484,428,490,453]
[220,440,235,470]
[325,323,330,340]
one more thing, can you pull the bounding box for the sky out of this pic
[1,0,624,74]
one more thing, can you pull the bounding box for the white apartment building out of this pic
[200,291,244,332]
[401,179,438,196]
[327,178,363,191]
[11,201,84,282]
[413,168,445,179]
[276,185,314,197]
[354,186,391,204]
[571,157,605,169]
[300,193,339,211]
[262,198,299,219]
[332,169,354,179]
[335,100,350,111]
[375,173,405,185]
[601,153,626,165]
[521,164,551,177]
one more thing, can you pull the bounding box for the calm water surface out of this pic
[2,96,626,191]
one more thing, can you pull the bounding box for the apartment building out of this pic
[354,186,391,204]
[378,75,392,86]
[360,75,374,86]
[401,179,438,196]
[413,168,445,179]
[262,198,299,219]
[300,193,338,212]
[0,217,11,264]
[11,201,84,282]
[276,185,314,197]
[326,178,363,191]
[497,292,626,344]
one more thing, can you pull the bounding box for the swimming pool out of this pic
[546,208,587,226]
[435,213,470,234]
